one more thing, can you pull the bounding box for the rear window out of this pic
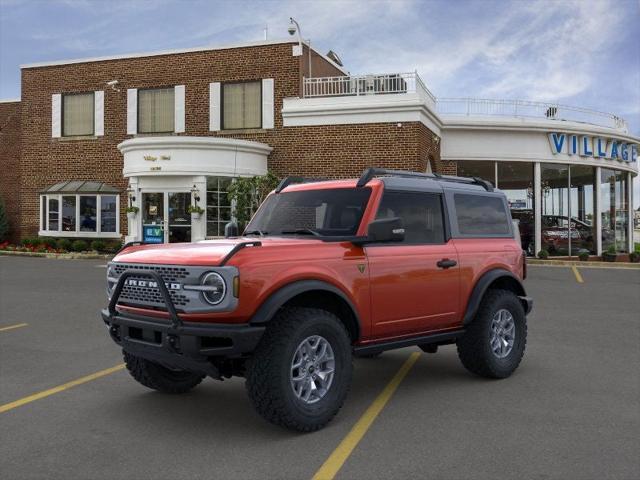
[454,194,511,236]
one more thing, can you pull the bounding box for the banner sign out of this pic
[143,225,164,243]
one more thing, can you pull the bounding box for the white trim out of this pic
[174,85,185,133]
[51,94,61,138]
[39,193,121,238]
[209,82,221,131]
[0,98,20,103]
[38,230,122,239]
[118,135,272,154]
[127,89,137,135]
[628,171,633,253]
[19,39,348,74]
[262,78,274,129]
[94,90,104,136]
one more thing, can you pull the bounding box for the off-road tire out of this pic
[246,307,352,432]
[456,289,527,379]
[123,351,205,394]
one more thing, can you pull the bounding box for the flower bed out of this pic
[0,237,122,255]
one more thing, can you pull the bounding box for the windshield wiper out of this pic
[280,228,321,237]
[244,230,267,236]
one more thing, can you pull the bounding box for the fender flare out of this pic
[249,279,362,338]
[463,269,529,325]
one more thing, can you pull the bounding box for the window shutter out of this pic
[127,88,137,135]
[94,91,104,136]
[262,78,274,129]
[174,85,185,133]
[51,94,61,138]
[209,82,221,131]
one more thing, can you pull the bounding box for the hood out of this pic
[112,237,320,266]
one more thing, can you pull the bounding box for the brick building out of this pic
[0,38,637,255]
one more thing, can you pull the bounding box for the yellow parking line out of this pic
[571,265,584,283]
[0,323,28,332]
[0,364,125,414]
[312,351,421,480]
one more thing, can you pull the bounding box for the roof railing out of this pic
[356,168,494,192]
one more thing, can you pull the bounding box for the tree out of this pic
[227,172,280,230]
[0,197,9,242]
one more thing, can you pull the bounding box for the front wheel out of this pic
[456,289,527,379]
[246,307,352,432]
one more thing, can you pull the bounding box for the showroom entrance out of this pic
[141,192,191,243]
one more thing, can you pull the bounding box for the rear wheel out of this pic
[246,307,352,432]
[123,351,205,394]
[456,289,527,379]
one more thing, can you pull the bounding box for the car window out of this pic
[454,194,511,236]
[375,191,445,244]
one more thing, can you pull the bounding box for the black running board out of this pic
[353,329,464,356]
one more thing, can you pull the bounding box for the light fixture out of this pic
[126,187,136,205]
[288,17,312,76]
[191,184,201,203]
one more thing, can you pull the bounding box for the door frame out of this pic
[140,189,192,243]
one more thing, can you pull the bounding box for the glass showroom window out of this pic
[497,162,534,255]
[138,87,175,133]
[569,165,596,254]
[541,164,570,256]
[62,92,94,136]
[40,194,119,237]
[601,169,629,253]
[456,160,496,186]
[222,81,261,130]
[206,177,233,237]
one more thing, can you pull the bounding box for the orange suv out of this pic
[102,168,532,431]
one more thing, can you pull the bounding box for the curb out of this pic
[528,259,640,269]
[0,250,113,260]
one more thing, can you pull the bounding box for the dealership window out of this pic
[39,182,120,238]
[497,162,534,255]
[541,164,570,256]
[454,194,511,236]
[601,169,629,253]
[569,165,596,254]
[222,81,261,129]
[206,177,233,237]
[62,92,94,136]
[138,87,175,133]
[456,160,496,187]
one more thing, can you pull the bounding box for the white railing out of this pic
[303,72,436,102]
[436,98,628,131]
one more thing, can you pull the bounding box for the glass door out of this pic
[142,192,165,243]
[167,192,191,243]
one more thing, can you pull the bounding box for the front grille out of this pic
[112,263,192,310]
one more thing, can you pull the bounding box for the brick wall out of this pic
[15,41,440,240]
[0,101,21,242]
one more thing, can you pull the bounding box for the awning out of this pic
[41,181,120,194]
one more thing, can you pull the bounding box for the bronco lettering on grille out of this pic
[124,279,182,290]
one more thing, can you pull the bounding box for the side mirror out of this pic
[366,217,405,243]
[224,221,239,238]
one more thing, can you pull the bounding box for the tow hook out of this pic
[108,325,121,342]
[167,334,180,352]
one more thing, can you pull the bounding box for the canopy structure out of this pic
[41,180,120,194]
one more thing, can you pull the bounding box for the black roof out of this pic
[41,180,120,194]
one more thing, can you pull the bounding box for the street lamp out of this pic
[288,17,311,77]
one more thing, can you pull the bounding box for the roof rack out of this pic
[275,176,328,193]
[356,168,494,192]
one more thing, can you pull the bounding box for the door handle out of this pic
[437,258,457,269]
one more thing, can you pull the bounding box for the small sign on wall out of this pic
[143,226,163,243]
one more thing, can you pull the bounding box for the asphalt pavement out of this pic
[0,256,638,480]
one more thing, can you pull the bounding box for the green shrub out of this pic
[21,237,39,247]
[605,244,617,254]
[105,240,123,253]
[57,238,73,251]
[71,240,88,252]
[38,237,57,249]
[578,251,589,261]
[537,249,549,260]
[91,240,106,252]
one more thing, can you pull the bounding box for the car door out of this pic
[366,189,460,339]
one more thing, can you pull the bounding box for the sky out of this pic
[1,0,639,204]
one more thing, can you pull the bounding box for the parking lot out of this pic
[1,256,638,480]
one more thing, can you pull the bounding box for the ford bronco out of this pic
[102,168,532,432]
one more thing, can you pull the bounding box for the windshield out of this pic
[245,188,371,237]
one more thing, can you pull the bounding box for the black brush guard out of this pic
[102,270,265,377]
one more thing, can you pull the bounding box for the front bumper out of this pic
[102,309,265,377]
[102,268,263,377]
[518,296,534,315]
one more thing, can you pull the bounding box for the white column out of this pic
[191,175,207,242]
[534,162,541,256]
[595,166,602,256]
[628,171,634,253]
[125,177,140,243]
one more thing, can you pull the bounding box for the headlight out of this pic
[200,272,226,305]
